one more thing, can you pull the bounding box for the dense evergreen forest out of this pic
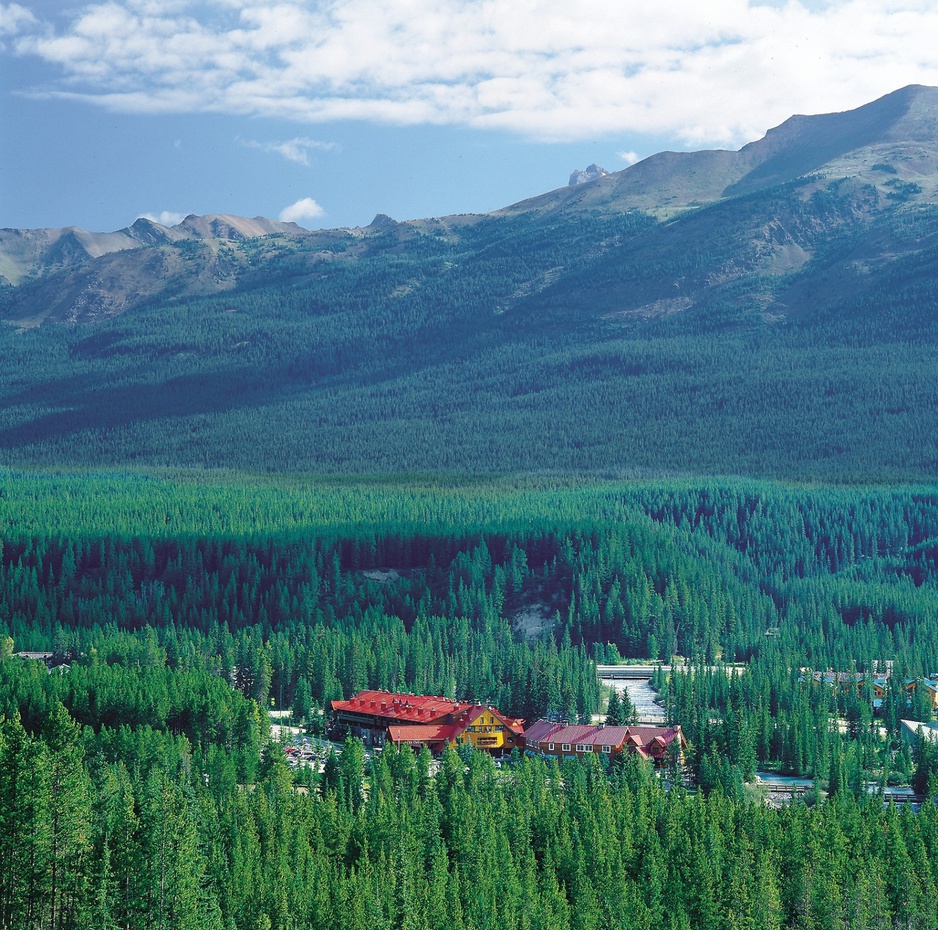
[2,470,938,927]
[1,194,937,480]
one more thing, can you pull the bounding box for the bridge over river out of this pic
[597,664,671,679]
[597,666,668,724]
[597,663,745,725]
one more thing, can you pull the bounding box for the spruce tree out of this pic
[43,702,93,930]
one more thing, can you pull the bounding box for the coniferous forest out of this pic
[2,471,938,928]
[1,197,938,481]
[5,88,938,928]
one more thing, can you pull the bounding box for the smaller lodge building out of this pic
[330,690,525,754]
[523,719,686,767]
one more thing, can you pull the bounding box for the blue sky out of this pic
[3,0,938,233]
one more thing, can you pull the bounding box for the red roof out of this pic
[592,727,631,747]
[548,724,598,744]
[332,690,475,724]
[387,724,461,746]
[523,719,564,743]
[624,726,684,755]
[523,720,684,757]
[333,691,526,738]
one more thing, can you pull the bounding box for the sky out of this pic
[3,0,938,233]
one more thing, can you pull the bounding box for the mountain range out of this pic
[1,85,937,479]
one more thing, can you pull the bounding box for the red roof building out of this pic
[386,724,463,752]
[330,690,524,754]
[523,720,686,766]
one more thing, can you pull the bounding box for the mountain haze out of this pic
[1,86,937,478]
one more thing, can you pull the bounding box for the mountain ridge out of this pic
[498,84,938,217]
[5,84,938,295]
[4,85,938,328]
[0,214,305,288]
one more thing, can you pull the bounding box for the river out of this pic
[600,674,667,724]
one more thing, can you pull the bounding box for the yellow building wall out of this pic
[455,713,517,751]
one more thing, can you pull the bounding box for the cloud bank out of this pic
[11,0,938,146]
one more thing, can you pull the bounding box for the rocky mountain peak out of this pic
[569,164,609,187]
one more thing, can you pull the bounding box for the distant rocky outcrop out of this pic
[173,214,303,240]
[367,214,399,229]
[569,164,609,186]
[0,213,317,324]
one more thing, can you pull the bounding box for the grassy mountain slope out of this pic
[1,87,937,479]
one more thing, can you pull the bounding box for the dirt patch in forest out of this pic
[360,568,402,584]
[510,604,553,640]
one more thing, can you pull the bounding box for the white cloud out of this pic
[279,197,325,225]
[0,3,34,33]
[240,136,337,165]
[618,151,640,165]
[9,1,938,147]
[140,210,186,226]
[0,1,34,49]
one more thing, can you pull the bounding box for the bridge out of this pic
[596,664,670,679]
[597,663,745,679]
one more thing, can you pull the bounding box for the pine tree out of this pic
[292,676,312,725]
[138,771,208,930]
[340,737,366,812]
[86,843,118,930]
[0,712,51,929]
[43,702,93,930]
[605,689,624,726]
[620,686,638,726]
